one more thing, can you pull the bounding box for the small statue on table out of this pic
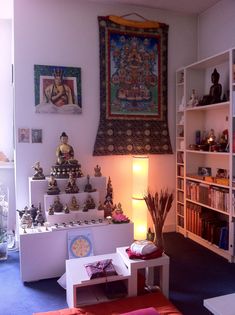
[32,161,45,180]
[47,173,60,195]
[83,195,96,212]
[94,165,102,177]
[63,204,70,214]
[84,175,96,192]
[103,177,115,217]
[65,172,79,194]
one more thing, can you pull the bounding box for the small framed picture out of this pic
[216,168,228,179]
[32,129,42,143]
[18,128,30,143]
[198,167,212,177]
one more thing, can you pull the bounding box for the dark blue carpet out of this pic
[0,232,235,315]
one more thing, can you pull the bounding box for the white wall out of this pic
[14,0,197,231]
[198,0,235,59]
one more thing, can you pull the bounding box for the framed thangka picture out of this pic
[34,65,82,114]
[93,16,172,155]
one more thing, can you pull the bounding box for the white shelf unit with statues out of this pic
[19,175,134,282]
[176,48,235,262]
[176,68,186,236]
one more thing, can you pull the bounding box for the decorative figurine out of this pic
[52,196,63,213]
[103,177,114,217]
[56,132,77,165]
[69,196,79,211]
[84,175,96,192]
[94,165,102,177]
[83,195,96,212]
[48,205,54,215]
[20,206,33,228]
[52,132,83,178]
[187,89,199,107]
[63,204,70,214]
[199,68,222,105]
[47,173,60,195]
[65,172,79,194]
[97,201,104,210]
[32,161,45,180]
[111,203,130,223]
[35,203,44,226]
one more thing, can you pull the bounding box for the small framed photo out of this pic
[216,168,228,179]
[32,129,42,143]
[198,167,212,177]
[18,128,30,143]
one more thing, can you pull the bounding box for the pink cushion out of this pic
[120,307,160,315]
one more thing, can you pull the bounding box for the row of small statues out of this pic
[47,173,97,195]
[32,162,102,181]
[48,195,98,214]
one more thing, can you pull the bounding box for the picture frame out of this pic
[68,229,94,259]
[198,167,212,177]
[18,128,30,143]
[34,64,82,114]
[31,129,42,143]
[216,168,228,179]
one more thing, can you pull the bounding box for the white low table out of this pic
[203,293,235,315]
[66,252,131,307]
[116,246,170,298]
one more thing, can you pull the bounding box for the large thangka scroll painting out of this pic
[93,15,172,155]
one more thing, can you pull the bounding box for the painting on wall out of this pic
[93,15,172,155]
[34,65,82,114]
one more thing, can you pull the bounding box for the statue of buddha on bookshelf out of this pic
[199,68,222,105]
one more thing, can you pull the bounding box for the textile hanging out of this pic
[93,15,172,156]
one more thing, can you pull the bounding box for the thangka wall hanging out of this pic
[93,15,172,155]
[34,65,82,114]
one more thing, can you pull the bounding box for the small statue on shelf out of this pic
[32,161,45,180]
[111,203,130,223]
[48,205,54,215]
[97,201,104,210]
[199,68,222,105]
[187,89,199,107]
[56,132,78,165]
[20,206,33,228]
[83,195,96,212]
[94,165,102,177]
[35,203,45,226]
[103,177,115,217]
[69,195,79,211]
[84,175,96,192]
[52,196,63,213]
[47,174,60,195]
[65,172,79,194]
[63,204,70,214]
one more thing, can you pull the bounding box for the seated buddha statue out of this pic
[199,68,222,105]
[65,172,79,194]
[56,132,78,165]
[47,174,60,195]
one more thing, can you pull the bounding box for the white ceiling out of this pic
[89,0,221,15]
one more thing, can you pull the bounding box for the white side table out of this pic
[66,252,131,307]
[116,246,170,298]
[203,293,235,315]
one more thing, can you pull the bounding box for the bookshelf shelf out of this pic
[176,49,235,262]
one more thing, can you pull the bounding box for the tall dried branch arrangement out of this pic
[144,189,174,249]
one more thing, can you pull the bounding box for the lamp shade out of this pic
[132,198,148,240]
[132,156,149,199]
[132,156,149,240]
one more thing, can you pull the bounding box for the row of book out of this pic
[186,202,229,250]
[186,181,229,212]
